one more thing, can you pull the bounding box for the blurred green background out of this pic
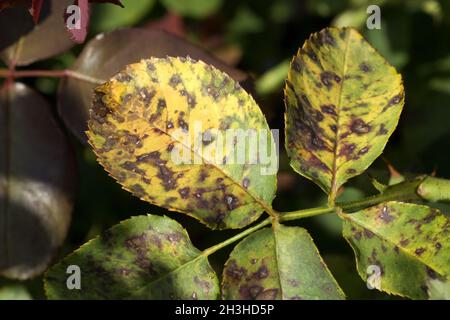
[2,0,450,300]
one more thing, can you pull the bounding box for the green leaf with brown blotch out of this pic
[221,224,345,300]
[284,27,404,203]
[45,214,219,300]
[340,201,450,299]
[87,56,277,230]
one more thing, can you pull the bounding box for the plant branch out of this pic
[202,175,450,257]
[202,217,272,256]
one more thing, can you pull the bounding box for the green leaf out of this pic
[90,0,156,33]
[0,83,75,280]
[160,0,222,18]
[0,284,32,300]
[87,57,277,229]
[284,27,404,203]
[221,224,345,299]
[340,201,450,299]
[45,214,219,299]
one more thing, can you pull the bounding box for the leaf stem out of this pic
[202,177,433,256]
[417,176,450,203]
[0,68,105,85]
[203,217,272,256]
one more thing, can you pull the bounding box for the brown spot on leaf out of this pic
[320,71,339,89]
[321,104,337,117]
[308,155,330,172]
[130,184,146,198]
[256,288,278,300]
[169,74,182,88]
[224,194,239,210]
[178,187,190,199]
[350,118,371,135]
[400,239,410,247]
[379,206,395,223]
[359,62,371,72]
[319,29,336,46]
[383,93,404,111]
[292,59,301,73]
[426,267,437,279]
[415,248,426,256]
[377,124,388,135]
[252,266,269,279]
[364,229,374,238]
[338,142,356,160]
[226,260,246,281]
[91,92,112,124]
[120,161,145,175]
[358,146,370,155]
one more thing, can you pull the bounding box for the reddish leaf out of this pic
[29,0,43,23]
[0,0,30,11]
[0,0,75,66]
[0,82,76,279]
[146,12,186,37]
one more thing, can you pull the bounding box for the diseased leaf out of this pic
[58,28,251,142]
[87,57,277,229]
[284,27,404,203]
[45,214,219,299]
[341,201,450,299]
[0,0,75,66]
[221,224,345,300]
[0,82,75,279]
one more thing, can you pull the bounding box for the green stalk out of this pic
[203,176,446,256]
[417,176,450,203]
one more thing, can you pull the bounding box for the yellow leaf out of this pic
[285,27,404,204]
[87,57,277,229]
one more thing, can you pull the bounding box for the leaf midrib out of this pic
[330,29,351,202]
[100,82,276,217]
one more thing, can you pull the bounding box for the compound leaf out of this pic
[221,224,345,300]
[285,27,404,203]
[45,214,219,299]
[341,201,450,299]
[87,57,277,229]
